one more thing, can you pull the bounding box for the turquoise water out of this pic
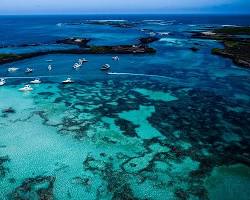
[0,15,250,199]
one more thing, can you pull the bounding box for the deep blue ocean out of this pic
[0,15,250,200]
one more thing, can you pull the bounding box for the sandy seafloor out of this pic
[0,15,250,200]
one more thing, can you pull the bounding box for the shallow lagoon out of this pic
[0,15,250,200]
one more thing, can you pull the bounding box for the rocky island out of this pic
[84,20,137,28]
[56,37,91,47]
[192,27,250,68]
[0,37,158,65]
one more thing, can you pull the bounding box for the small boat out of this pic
[78,58,88,65]
[30,78,41,84]
[73,63,81,69]
[62,78,74,84]
[46,59,53,62]
[112,56,119,61]
[19,85,33,92]
[8,67,19,72]
[48,65,52,71]
[0,78,6,86]
[25,68,33,73]
[101,64,111,71]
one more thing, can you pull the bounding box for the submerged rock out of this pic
[190,47,199,52]
[0,156,10,177]
[9,176,55,200]
[115,118,139,137]
[2,107,15,114]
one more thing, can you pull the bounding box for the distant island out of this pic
[192,27,250,68]
[1,26,250,69]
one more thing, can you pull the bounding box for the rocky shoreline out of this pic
[84,20,137,28]
[56,37,91,47]
[192,27,250,68]
[0,37,158,65]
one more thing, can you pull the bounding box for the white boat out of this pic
[101,64,111,71]
[73,63,81,69]
[25,68,33,73]
[46,59,53,62]
[78,58,88,65]
[0,78,6,86]
[62,78,74,84]
[30,78,41,84]
[19,85,33,92]
[8,67,19,72]
[48,65,52,71]
[112,56,119,61]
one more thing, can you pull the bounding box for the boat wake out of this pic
[107,72,171,79]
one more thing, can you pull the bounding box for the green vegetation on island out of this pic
[192,26,250,68]
[0,37,158,65]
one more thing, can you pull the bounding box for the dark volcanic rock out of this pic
[56,37,90,47]
[139,37,160,44]
[85,20,136,28]
[89,44,156,54]
[0,44,156,65]
[212,40,250,68]
[190,47,199,52]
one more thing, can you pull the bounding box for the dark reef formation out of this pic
[9,176,55,200]
[192,27,250,68]
[1,107,16,118]
[2,107,15,114]
[0,156,10,178]
[27,77,250,199]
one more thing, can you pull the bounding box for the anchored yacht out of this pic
[62,78,74,84]
[112,56,119,61]
[25,68,33,73]
[73,63,81,69]
[19,85,33,92]
[0,78,6,86]
[78,58,88,65]
[48,65,52,71]
[8,67,19,72]
[30,78,41,84]
[101,64,111,71]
